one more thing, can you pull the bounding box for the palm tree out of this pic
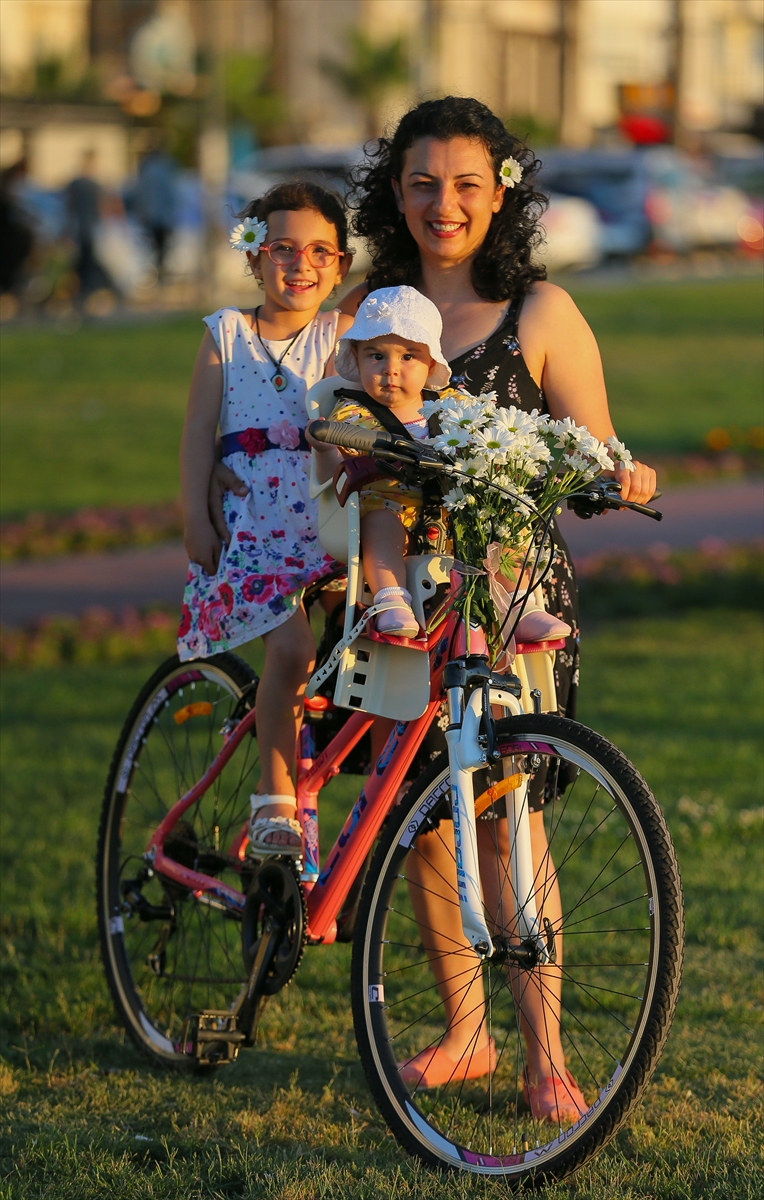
[320,28,409,139]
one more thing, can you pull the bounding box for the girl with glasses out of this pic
[177,181,353,857]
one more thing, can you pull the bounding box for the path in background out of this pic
[1,479,761,627]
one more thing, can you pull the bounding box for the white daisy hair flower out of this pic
[499,156,523,188]
[229,217,268,253]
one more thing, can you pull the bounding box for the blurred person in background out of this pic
[135,138,178,280]
[65,150,114,302]
[0,159,34,302]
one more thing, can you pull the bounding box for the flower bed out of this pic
[3,544,760,670]
[577,540,763,618]
[0,503,183,561]
[0,607,179,669]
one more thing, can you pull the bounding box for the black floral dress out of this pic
[448,296,580,721]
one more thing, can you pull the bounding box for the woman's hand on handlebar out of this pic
[208,462,249,546]
[614,459,657,506]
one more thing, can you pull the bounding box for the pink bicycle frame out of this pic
[145,611,458,940]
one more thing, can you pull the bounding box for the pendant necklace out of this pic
[254,307,306,393]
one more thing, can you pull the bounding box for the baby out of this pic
[311,286,450,638]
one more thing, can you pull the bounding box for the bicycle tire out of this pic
[352,714,683,1184]
[97,652,259,1069]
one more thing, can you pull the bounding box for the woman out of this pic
[211,97,656,1120]
[348,98,656,1119]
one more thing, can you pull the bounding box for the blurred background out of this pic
[0,0,762,318]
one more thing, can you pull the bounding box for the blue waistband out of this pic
[221,427,310,457]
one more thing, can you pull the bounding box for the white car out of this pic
[535,192,603,272]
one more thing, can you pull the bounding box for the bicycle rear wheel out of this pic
[352,714,683,1184]
[97,653,259,1068]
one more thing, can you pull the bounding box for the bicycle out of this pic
[97,419,683,1186]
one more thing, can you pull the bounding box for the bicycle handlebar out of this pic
[308,420,663,521]
[567,479,663,521]
[308,419,448,469]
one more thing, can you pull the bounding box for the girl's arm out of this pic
[180,328,227,575]
[519,283,656,504]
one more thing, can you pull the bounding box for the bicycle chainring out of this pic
[241,860,306,996]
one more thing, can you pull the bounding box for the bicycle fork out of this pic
[444,657,552,964]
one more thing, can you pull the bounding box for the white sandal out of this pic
[374,586,419,638]
[246,794,302,858]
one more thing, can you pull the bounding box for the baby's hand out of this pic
[185,517,222,577]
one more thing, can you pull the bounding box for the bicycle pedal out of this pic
[180,1010,245,1064]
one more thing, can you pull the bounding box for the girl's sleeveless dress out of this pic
[448,297,580,720]
[177,307,340,662]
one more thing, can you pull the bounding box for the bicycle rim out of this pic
[352,715,683,1182]
[97,654,260,1066]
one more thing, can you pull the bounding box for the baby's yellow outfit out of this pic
[329,393,426,530]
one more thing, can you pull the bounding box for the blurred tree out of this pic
[505,114,559,150]
[26,56,101,103]
[223,54,285,148]
[320,29,409,139]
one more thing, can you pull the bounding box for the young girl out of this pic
[178,181,353,857]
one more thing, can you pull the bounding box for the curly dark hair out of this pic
[350,97,547,301]
[240,181,349,253]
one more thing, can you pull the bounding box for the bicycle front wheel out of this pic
[352,714,683,1184]
[97,653,259,1068]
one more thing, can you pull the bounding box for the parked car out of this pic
[535,193,602,271]
[536,150,651,256]
[536,147,751,255]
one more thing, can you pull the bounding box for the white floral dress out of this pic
[177,306,340,661]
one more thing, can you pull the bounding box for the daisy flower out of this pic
[499,156,523,188]
[606,435,636,471]
[229,217,268,253]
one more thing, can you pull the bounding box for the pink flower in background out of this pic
[238,428,267,455]
[267,420,301,450]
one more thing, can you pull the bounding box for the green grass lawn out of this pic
[1,279,761,517]
[1,609,762,1198]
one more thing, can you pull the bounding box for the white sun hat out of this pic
[336,285,451,390]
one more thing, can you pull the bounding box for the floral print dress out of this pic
[177,307,340,661]
[448,296,580,720]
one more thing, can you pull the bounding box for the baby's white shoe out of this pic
[247,794,302,858]
[373,586,419,639]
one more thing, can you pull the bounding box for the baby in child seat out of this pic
[311,285,569,645]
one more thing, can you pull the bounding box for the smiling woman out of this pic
[340,95,659,1120]
[351,98,547,309]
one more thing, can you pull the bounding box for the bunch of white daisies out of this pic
[421,387,634,629]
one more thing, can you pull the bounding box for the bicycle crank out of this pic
[235,860,306,1043]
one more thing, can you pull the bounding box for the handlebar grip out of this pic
[617,498,663,521]
[308,419,394,455]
